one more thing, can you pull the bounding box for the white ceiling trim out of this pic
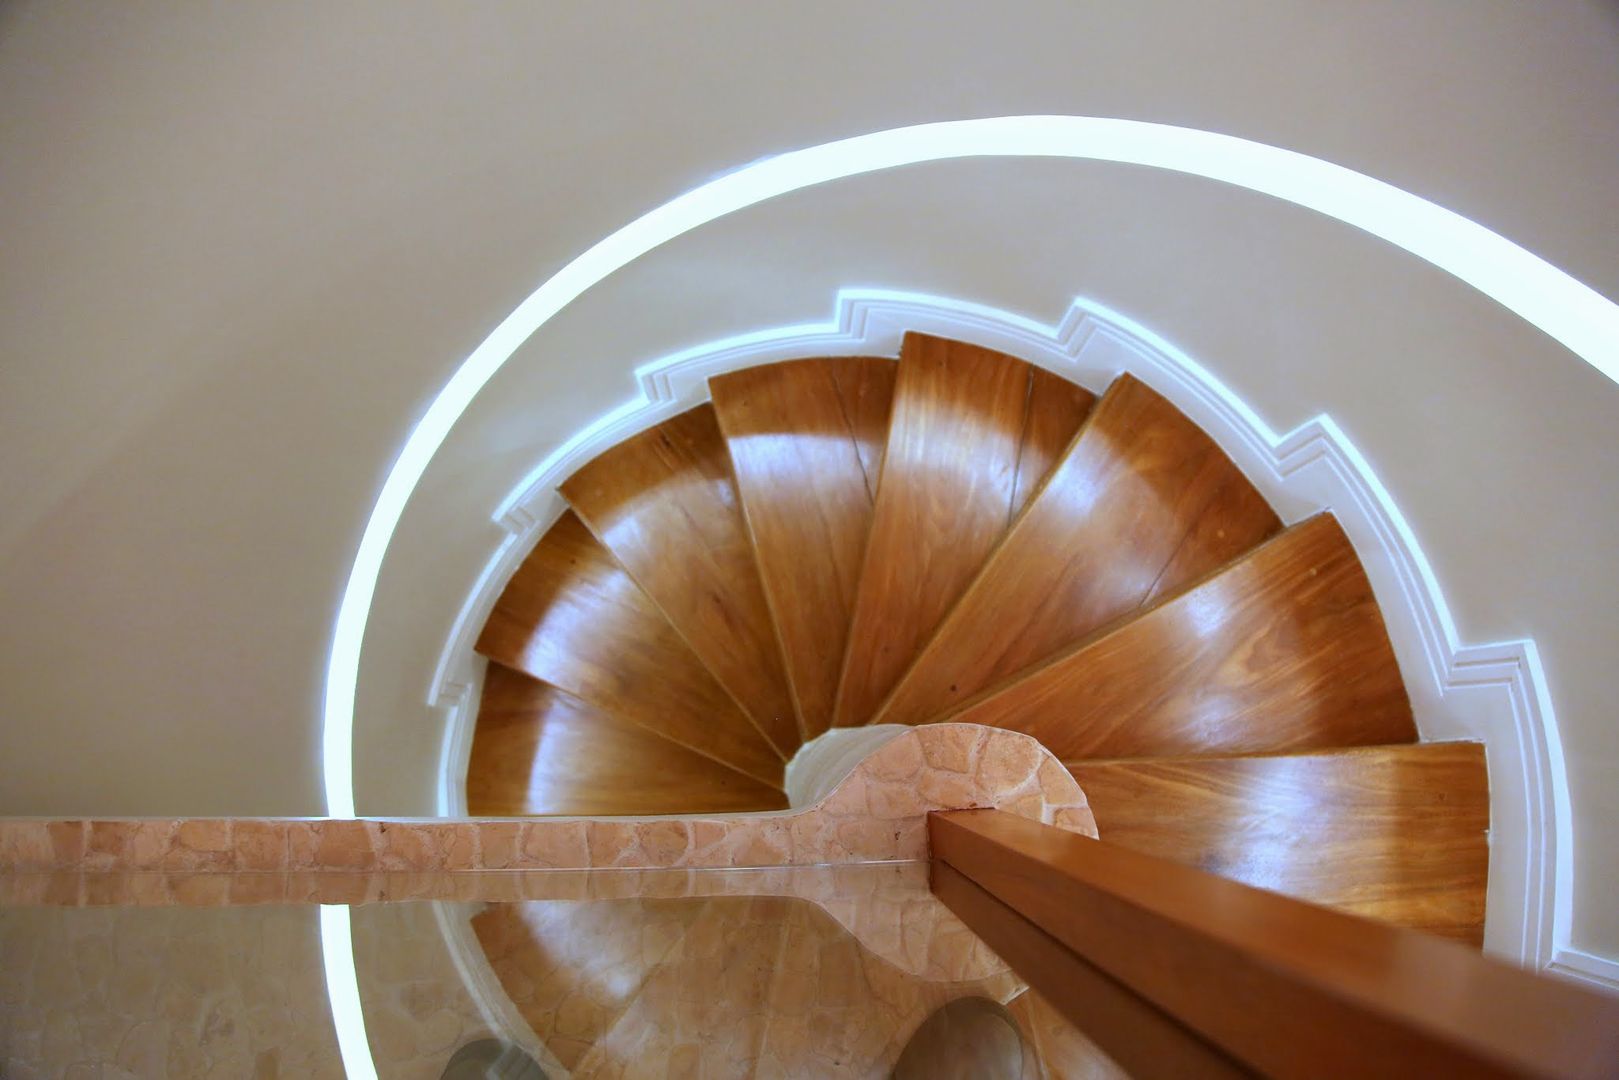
[321,116,1619,1074]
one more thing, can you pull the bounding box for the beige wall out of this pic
[2,1,1617,957]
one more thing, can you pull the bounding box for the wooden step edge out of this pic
[553,491,798,765]
[477,657,790,794]
[707,384,818,750]
[918,512,1346,730]
[825,354,912,729]
[1059,740,1481,770]
[722,472,812,748]
[835,333,1036,731]
[708,359,899,745]
[825,354,900,500]
[859,371,1111,728]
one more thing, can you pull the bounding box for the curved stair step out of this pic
[834,333,1095,727]
[475,510,785,789]
[562,403,802,757]
[1067,743,1489,943]
[711,357,895,739]
[944,513,1416,758]
[826,353,898,496]
[876,373,1281,726]
[1012,365,1100,520]
[469,662,789,815]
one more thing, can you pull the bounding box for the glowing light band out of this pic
[317,116,1619,1076]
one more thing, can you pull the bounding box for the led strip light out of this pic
[317,115,1619,1077]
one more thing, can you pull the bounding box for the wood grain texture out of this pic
[946,513,1415,760]
[1068,743,1488,943]
[468,662,789,816]
[937,863,1248,1079]
[475,511,785,788]
[833,334,1059,727]
[711,358,891,738]
[932,810,1619,1080]
[826,355,898,500]
[1010,365,1097,520]
[561,403,801,757]
[877,374,1280,727]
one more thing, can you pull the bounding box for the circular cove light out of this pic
[317,116,1619,1078]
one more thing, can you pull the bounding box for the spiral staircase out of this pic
[460,332,1490,1075]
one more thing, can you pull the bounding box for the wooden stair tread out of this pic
[475,510,784,789]
[1011,365,1098,521]
[1067,743,1490,944]
[468,662,788,816]
[833,333,1095,727]
[876,374,1281,727]
[946,513,1416,758]
[711,357,894,739]
[561,403,801,757]
[826,354,898,499]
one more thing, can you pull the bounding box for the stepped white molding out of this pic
[1548,947,1619,995]
[430,288,1592,984]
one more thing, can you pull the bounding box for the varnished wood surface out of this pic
[1068,743,1488,943]
[834,334,1087,727]
[561,403,801,757]
[826,355,897,500]
[475,511,785,788]
[711,358,891,738]
[932,809,1619,1079]
[468,662,789,816]
[1010,366,1097,521]
[877,375,1280,727]
[946,514,1415,760]
[937,862,1249,1079]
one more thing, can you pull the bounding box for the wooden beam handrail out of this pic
[930,808,1619,1079]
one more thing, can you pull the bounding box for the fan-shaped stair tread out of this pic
[711,357,893,739]
[1067,743,1489,944]
[473,898,707,1071]
[826,354,898,498]
[876,373,1281,727]
[833,333,1095,727]
[468,662,789,816]
[1011,365,1099,520]
[946,513,1416,759]
[475,510,784,788]
[561,403,801,757]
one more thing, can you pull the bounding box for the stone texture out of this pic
[0,724,1095,876]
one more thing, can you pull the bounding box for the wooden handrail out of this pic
[930,809,1619,1080]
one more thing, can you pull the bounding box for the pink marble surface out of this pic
[0,724,1094,875]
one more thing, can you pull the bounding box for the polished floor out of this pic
[0,863,1118,1079]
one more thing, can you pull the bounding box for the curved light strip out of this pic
[324,115,1619,818]
[319,115,1618,1075]
[319,905,378,1080]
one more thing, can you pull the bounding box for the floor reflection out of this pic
[0,863,1117,1078]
